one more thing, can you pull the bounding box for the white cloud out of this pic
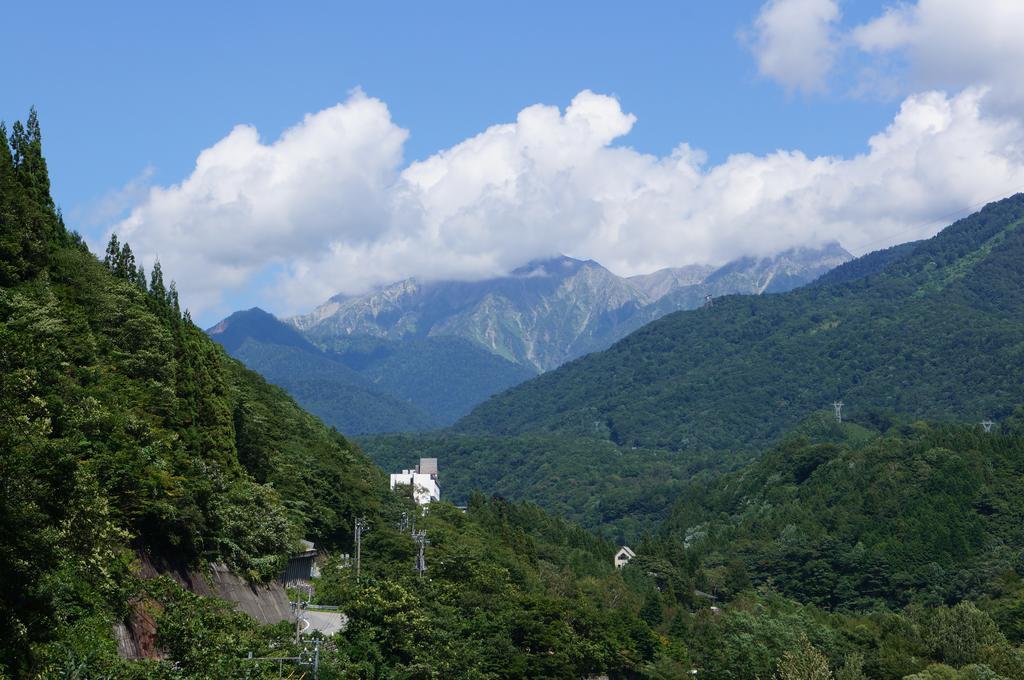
[745,0,841,93]
[111,89,407,313]
[852,0,1024,111]
[110,86,1024,323]
[746,0,1024,110]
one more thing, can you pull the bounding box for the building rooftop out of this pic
[417,457,438,477]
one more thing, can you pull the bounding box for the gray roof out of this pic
[417,458,438,476]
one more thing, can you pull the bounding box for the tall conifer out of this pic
[104,234,120,271]
[149,259,167,302]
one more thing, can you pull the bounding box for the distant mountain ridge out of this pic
[207,308,534,434]
[209,244,849,433]
[455,195,1024,450]
[289,244,851,372]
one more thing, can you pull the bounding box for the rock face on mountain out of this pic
[290,245,851,372]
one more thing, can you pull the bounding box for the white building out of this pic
[614,546,635,569]
[390,457,440,505]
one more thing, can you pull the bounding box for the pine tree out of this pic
[168,281,180,317]
[118,242,137,280]
[103,234,120,272]
[0,115,51,283]
[135,264,147,292]
[0,123,12,175]
[149,259,167,303]
[22,108,53,211]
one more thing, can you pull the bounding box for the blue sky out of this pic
[4,1,1024,324]
[4,1,890,221]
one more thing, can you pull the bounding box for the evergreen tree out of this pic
[118,242,137,280]
[149,258,167,303]
[103,234,120,272]
[168,281,181,317]
[18,108,53,211]
[0,122,12,174]
[135,263,147,291]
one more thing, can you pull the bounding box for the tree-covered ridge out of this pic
[650,418,1024,608]
[208,308,535,432]
[0,110,666,679]
[626,418,1024,677]
[307,495,657,678]
[0,109,391,673]
[359,432,750,543]
[456,195,1024,450]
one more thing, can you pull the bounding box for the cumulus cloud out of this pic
[747,0,1024,110]
[745,0,841,93]
[112,89,407,312]
[852,0,1024,111]
[108,85,1024,323]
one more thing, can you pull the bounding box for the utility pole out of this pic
[354,517,369,581]
[291,598,307,645]
[412,530,429,578]
[982,419,995,433]
[833,401,844,423]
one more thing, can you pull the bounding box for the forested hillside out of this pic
[361,433,748,542]
[209,308,436,433]
[633,416,1024,678]
[457,195,1024,450]
[0,112,659,678]
[0,110,397,673]
[209,308,535,431]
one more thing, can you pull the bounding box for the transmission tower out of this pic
[832,401,844,423]
[982,419,995,433]
[412,530,429,578]
[704,294,714,308]
[354,517,369,580]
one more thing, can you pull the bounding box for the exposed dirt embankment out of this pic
[115,553,293,659]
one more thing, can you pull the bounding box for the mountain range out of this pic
[210,244,850,432]
[454,194,1024,450]
[289,243,852,372]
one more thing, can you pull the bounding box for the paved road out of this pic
[299,610,348,636]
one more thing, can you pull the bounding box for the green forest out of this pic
[6,111,1024,679]
[360,433,750,542]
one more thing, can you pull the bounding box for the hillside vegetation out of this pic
[0,111,664,679]
[456,195,1024,450]
[209,308,534,432]
[360,433,749,542]
[632,417,1024,678]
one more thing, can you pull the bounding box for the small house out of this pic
[614,546,635,569]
